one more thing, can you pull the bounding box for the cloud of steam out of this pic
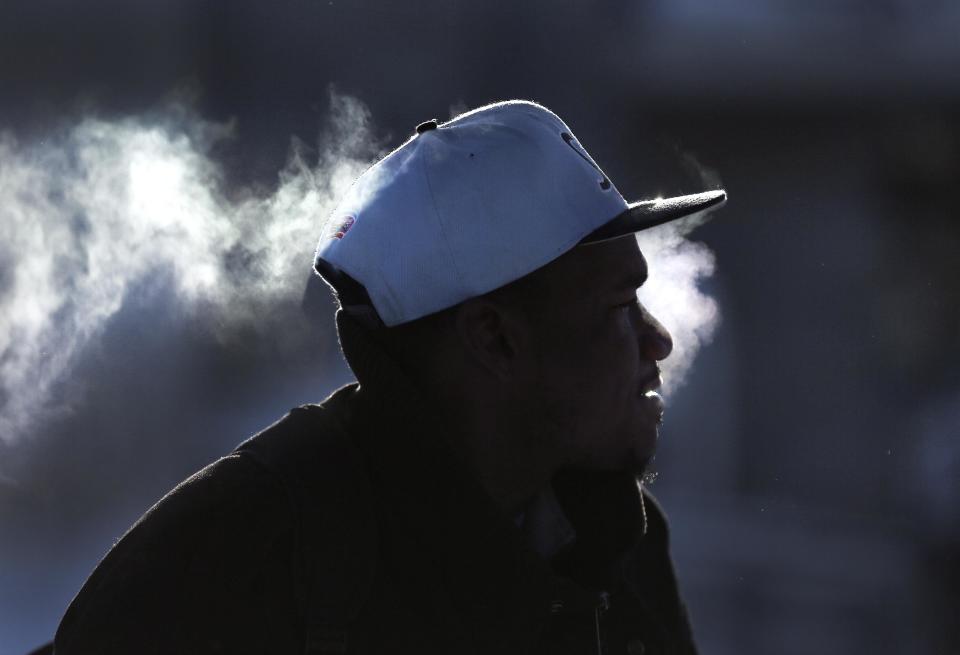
[0,92,381,444]
[0,90,723,444]
[635,207,721,396]
[448,100,468,120]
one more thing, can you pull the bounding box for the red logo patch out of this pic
[329,214,356,239]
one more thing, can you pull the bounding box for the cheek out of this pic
[598,316,642,387]
[589,324,645,430]
[526,317,642,456]
[560,315,641,404]
[562,350,639,436]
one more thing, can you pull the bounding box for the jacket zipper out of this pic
[594,592,610,655]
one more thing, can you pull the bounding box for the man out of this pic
[54,100,726,654]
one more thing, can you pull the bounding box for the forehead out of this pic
[554,235,647,292]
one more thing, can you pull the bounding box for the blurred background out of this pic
[1,1,958,653]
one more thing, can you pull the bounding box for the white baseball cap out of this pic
[314,100,726,327]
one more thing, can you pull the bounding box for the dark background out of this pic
[2,1,958,653]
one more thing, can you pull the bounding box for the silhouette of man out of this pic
[55,100,726,655]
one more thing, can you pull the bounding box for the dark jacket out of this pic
[55,310,697,655]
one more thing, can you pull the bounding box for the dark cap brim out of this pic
[579,189,727,244]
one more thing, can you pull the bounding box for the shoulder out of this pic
[54,387,365,655]
[56,451,300,654]
[236,384,364,488]
[238,384,379,623]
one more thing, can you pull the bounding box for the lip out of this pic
[642,390,665,416]
[639,369,663,395]
[639,369,665,422]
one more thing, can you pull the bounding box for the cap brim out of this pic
[579,189,727,244]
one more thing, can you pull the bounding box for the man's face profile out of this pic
[520,234,673,474]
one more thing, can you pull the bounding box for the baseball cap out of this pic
[314,100,726,327]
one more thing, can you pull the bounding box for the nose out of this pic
[637,305,673,361]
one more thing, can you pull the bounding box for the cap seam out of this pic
[418,136,467,296]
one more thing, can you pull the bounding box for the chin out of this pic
[634,454,654,476]
[594,444,654,474]
[621,451,652,475]
[628,430,658,472]
[572,424,658,472]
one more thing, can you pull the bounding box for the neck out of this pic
[431,391,562,517]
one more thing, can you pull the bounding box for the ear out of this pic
[453,297,528,381]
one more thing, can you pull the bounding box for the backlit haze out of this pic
[0,95,720,445]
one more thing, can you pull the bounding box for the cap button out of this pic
[415,119,439,134]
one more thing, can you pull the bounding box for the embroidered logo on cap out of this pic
[329,214,356,239]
